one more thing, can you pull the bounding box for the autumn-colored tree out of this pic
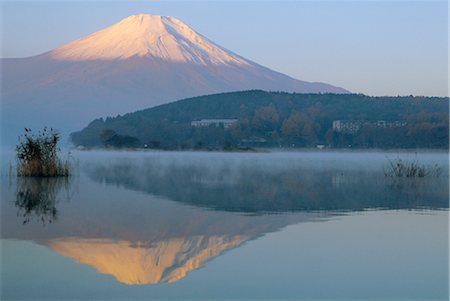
[252,104,280,132]
[281,111,317,145]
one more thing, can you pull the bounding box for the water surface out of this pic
[1,150,448,300]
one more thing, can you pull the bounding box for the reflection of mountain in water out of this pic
[2,172,320,285]
[84,157,449,212]
[48,235,247,285]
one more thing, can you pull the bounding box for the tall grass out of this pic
[16,128,71,177]
[384,156,441,178]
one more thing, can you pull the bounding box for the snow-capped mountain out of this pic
[48,14,249,65]
[1,14,348,144]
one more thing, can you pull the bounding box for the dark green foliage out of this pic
[70,90,449,149]
[16,128,70,177]
[100,129,141,148]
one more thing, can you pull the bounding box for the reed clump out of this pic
[16,128,71,177]
[384,156,441,178]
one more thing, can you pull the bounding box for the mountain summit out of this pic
[48,14,248,65]
[2,14,348,144]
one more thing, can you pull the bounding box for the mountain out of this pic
[47,14,252,64]
[1,14,347,145]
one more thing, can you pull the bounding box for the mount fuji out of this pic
[1,14,348,144]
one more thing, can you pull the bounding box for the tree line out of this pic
[71,90,449,149]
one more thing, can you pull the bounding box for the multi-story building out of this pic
[191,119,238,129]
[333,120,407,134]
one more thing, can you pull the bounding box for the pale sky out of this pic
[1,0,448,96]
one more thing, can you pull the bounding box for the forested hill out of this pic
[70,90,449,149]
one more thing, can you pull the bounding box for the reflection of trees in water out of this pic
[84,159,449,213]
[15,177,73,225]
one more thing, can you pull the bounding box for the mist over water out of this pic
[81,150,449,212]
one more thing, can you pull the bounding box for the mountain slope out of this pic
[1,14,348,144]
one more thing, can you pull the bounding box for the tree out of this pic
[252,104,280,133]
[281,111,317,146]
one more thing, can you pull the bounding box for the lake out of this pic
[1,150,448,300]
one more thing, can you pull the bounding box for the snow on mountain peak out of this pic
[48,14,249,65]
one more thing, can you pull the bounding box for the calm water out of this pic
[1,150,449,300]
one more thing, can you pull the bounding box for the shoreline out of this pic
[69,146,449,154]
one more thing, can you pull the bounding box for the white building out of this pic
[332,120,362,134]
[191,119,238,129]
[333,120,406,134]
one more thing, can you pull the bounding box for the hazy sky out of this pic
[1,1,448,96]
